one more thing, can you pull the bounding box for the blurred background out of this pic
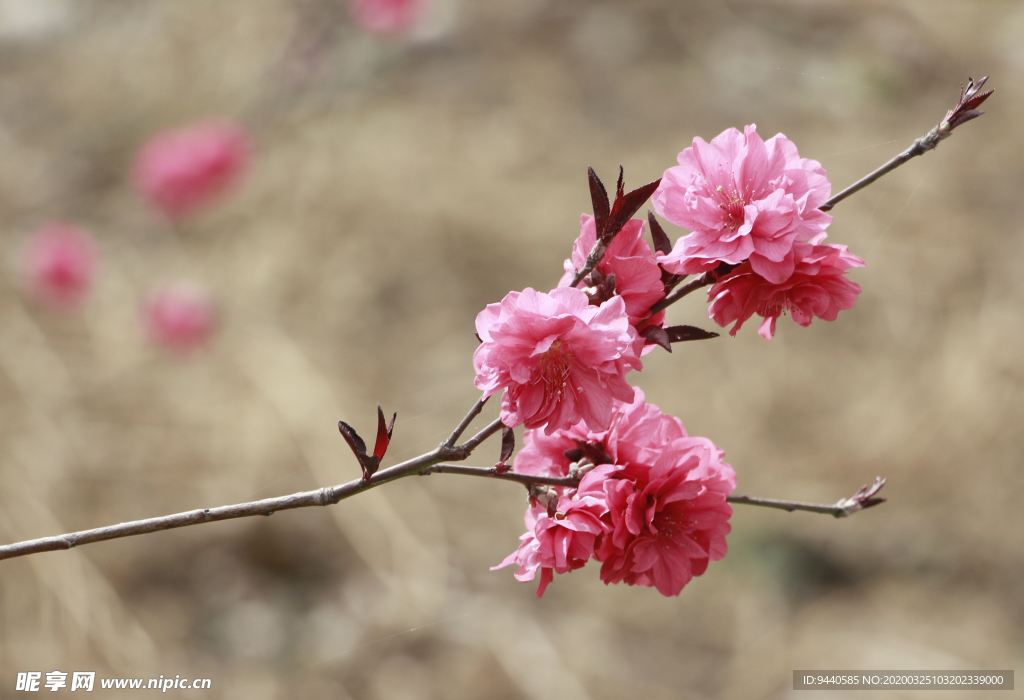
[0,0,1021,698]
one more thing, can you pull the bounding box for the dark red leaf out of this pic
[647,210,672,256]
[605,178,661,244]
[360,456,380,481]
[338,420,367,458]
[615,165,625,204]
[500,426,515,464]
[587,167,610,241]
[640,325,672,352]
[944,76,993,130]
[664,325,720,343]
[372,405,396,461]
[339,419,381,481]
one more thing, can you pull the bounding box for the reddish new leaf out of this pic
[587,167,610,242]
[664,325,719,343]
[372,404,397,461]
[944,76,993,130]
[640,325,672,352]
[496,426,515,473]
[646,210,672,256]
[339,406,396,482]
[500,426,515,463]
[337,420,367,458]
[604,177,661,244]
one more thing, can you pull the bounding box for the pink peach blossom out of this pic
[473,287,641,434]
[559,214,665,328]
[491,492,609,598]
[23,222,97,310]
[350,0,425,35]
[592,435,735,596]
[133,120,249,219]
[653,124,832,283]
[143,281,216,354]
[708,237,864,341]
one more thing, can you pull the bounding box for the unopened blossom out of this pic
[473,287,641,434]
[133,120,249,219]
[653,124,832,283]
[559,214,665,329]
[491,491,608,598]
[23,222,97,310]
[350,0,425,35]
[592,435,735,596]
[143,281,216,354]
[708,236,864,341]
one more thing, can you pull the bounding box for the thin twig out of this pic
[568,241,606,289]
[726,477,887,518]
[819,141,928,213]
[423,464,579,488]
[457,418,504,455]
[444,395,488,448]
[819,76,992,212]
[649,274,715,314]
[0,416,507,562]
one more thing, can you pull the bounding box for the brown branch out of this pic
[649,273,716,314]
[0,404,505,562]
[726,477,887,518]
[443,394,489,448]
[568,240,606,289]
[819,76,992,213]
[422,464,579,488]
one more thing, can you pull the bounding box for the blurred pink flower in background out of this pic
[132,120,249,219]
[143,281,216,354]
[350,0,425,35]
[23,221,97,311]
[473,287,641,435]
[654,124,832,283]
[708,236,864,341]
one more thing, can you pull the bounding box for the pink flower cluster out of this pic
[495,391,735,597]
[653,124,862,339]
[465,124,867,596]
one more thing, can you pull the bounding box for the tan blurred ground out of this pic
[0,1,1021,698]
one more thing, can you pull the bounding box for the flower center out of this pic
[651,500,695,543]
[715,183,746,231]
[758,290,792,319]
[535,340,573,396]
